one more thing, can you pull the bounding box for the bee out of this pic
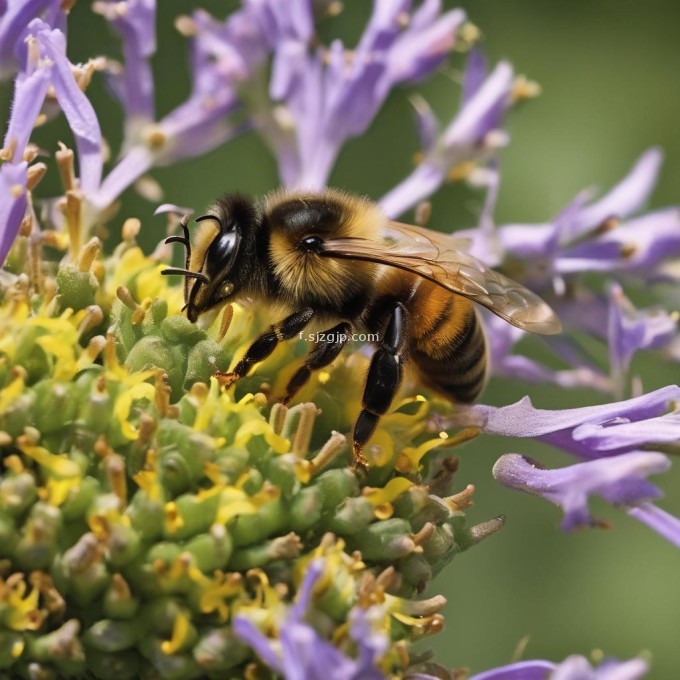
[162,188,561,470]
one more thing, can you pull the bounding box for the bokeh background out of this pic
[3,1,680,676]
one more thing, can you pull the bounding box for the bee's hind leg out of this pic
[281,321,353,404]
[353,302,407,472]
[215,307,315,388]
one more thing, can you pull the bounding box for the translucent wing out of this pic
[320,220,562,334]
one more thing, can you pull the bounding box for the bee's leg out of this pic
[281,321,353,404]
[215,308,315,388]
[354,303,407,472]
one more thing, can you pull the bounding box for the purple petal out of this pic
[493,451,670,531]
[567,148,663,239]
[379,161,446,218]
[290,558,323,621]
[385,8,465,87]
[442,61,513,148]
[551,655,649,680]
[410,95,440,154]
[32,20,103,194]
[232,616,285,675]
[474,385,680,459]
[557,208,680,277]
[96,0,156,121]
[0,161,28,264]
[468,660,555,680]
[462,48,488,104]
[2,57,52,162]
[91,145,153,209]
[607,282,677,383]
[627,503,680,549]
[0,0,63,77]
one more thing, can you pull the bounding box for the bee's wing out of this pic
[320,220,562,335]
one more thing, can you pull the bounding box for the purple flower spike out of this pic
[380,57,514,217]
[607,282,677,391]
[266,1,465,188]
[497,150,677,283]
[94,0,156,124]
[550,655,648,680]
[468,660,555,680]
[472,385,680,459]
[492,451,670,531]
[0,162,28,264]
[468,656,648,680]
[2,52,52,162]
[0,0,67,78]
[563,148,663,242]
[31,19,103,195]
[627,503,680,549]
[234,558,388,680]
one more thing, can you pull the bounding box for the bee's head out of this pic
[162,194,258,322]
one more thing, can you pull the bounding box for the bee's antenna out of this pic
[161,268,209,285]
[164,213,195,304]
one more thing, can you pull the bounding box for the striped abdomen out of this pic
[409,281,488,403]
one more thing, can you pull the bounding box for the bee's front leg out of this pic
[281,321,353,404]
[215,308,315,388]
[353,302,407,472]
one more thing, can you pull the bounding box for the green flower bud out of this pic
[103,574,139,620]
[183,525,233,572]
[83,618,143,653]
[399,553,433,591]
[265,455,299,498]
[61,477,101,522]
[0,391,35,438]
[81,648,142,680]
[126,490,166,542]
[57,266,97,312]
[0,630,25,669]
[141,298,168,334]
[230,496,287,547]
[324,496,374,536]
[192,627,250,671]
[287,486,323,533]
[228,531,302,570]
[314,468,360,511]
[0,510,17,555]
[138,638,200,680]
[32,381,77,435]
[112,301,141,356]
[184,338,232,389]
[25,619,84,664]
[15,502,61,571]
[140,597,186,636]
[163,492,220,541]
[0,472,37,517]
[105,523,142,569]
[160,314,205,346]
[351,518,416,561]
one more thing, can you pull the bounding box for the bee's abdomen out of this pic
[410,286,488,403]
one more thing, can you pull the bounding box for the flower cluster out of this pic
[1,0,678,678]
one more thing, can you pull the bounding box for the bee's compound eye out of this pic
[300,235,324,252]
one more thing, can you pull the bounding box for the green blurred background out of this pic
[6,0,680,676]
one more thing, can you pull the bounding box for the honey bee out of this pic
[162,188,561,470]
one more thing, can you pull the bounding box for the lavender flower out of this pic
[468,385,680,459]
[380,51,516,218]
[0,0,70,78]
[233,559,388,679]
[468,655,648,680]
[441,386,680,544]
[264,0,466,187]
